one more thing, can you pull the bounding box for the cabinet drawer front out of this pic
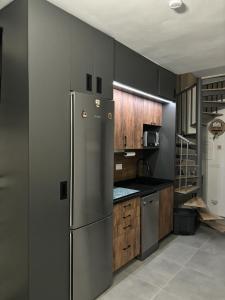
[116,215,139,237]
[126,228,140,260]
[113,198,140,226]
[113,235,129,271]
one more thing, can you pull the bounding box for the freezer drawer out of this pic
[71,216,113,300]
[71,92,114,229]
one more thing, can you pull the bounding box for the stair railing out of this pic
[177,134,195,192]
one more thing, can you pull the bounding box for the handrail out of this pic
[177,134,195,145]
[177,134,195,191]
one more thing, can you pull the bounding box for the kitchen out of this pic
[0,0,186,300]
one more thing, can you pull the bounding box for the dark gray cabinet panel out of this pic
[158,67,177,101]
[71,17,94,94]
[114,42,136,88]
[146,103,176,180]
[29,0,70,299]
[71,18,113,99]
[0,1,29,299]
[94,30,114,99]
[114,42,158,95]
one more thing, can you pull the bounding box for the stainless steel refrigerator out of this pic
[69,92,114,300]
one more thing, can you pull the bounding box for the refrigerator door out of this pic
[70,92,114,229]
[71,216,113,300]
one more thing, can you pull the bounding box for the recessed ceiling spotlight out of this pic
[169,0,183,9]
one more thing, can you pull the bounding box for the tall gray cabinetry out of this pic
[0,0,114,300]
[114,41,177,102]
[71,17,114,99]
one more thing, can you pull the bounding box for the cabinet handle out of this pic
[123,245,131,251]
[124,135,127,147]
[123,225,131,230]
[86,74,92,92]
[123,214,131,219]
[96,77,102,94]
[123,203,131,209]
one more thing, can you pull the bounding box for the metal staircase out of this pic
[176,84,201,198]
[175,134,199,194]
[175,74,225,202]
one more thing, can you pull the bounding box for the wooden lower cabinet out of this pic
[159,186,174,240]
[113,197,140,271]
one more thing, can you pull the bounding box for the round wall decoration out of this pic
[208,119,225,139]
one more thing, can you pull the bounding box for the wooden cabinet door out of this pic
[143,99,154,125]
[113,198,140,271]
[152,102,163,126]
[133,96,144,149]
[122,92,135,149]
[114,89,124,150]
[159,186,174,240]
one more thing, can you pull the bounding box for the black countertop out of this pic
[113,177,174,204]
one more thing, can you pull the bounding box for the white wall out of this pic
[203,108,225,217]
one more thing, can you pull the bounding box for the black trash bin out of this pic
[173,208,199,235]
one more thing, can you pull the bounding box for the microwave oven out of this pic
[143,131,160,148]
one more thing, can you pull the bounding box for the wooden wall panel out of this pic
[114,152,143,182]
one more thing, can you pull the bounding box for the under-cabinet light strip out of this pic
[113,81,173,104]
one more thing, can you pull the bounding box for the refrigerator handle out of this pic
[70,91,75,228]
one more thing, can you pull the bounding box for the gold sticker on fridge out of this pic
[95,99,101,108]
[81,110,88,118]
[108,113,113,120]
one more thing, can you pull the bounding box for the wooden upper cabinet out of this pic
[143,99,154,125]
[133,96,144,149]
[143,100,162,126]
[153,102,163,126]
[122,93,135,149]
[114,89,124,150]
[114,89,163,150]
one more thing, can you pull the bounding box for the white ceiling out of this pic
[1,0,225,75]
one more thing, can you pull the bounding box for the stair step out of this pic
[202,112,223,117]
[176,143,197,149]
[202,88,225,97]
[176,175,198,180]
[175,186,199,195]
[202,74,225,85]
[176,165,199,167]
[176,154,197,157]
[183,133,197,138]
[203,101,225,106]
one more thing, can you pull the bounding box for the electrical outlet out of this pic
[115,164,123,171]
[211,199,218,205]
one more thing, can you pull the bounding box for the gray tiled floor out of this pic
[98,225,225,300]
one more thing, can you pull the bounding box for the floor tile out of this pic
[186,249,225,282]
[175,226,211,249]
[99,275,160,300]
[152,290,180,300]
[130,256,182,288]
[164,267,225,300]
[200,233,225,256]
[156,241,198,265]
[98,227,225,300]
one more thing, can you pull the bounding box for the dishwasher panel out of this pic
[139,192,159,260]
